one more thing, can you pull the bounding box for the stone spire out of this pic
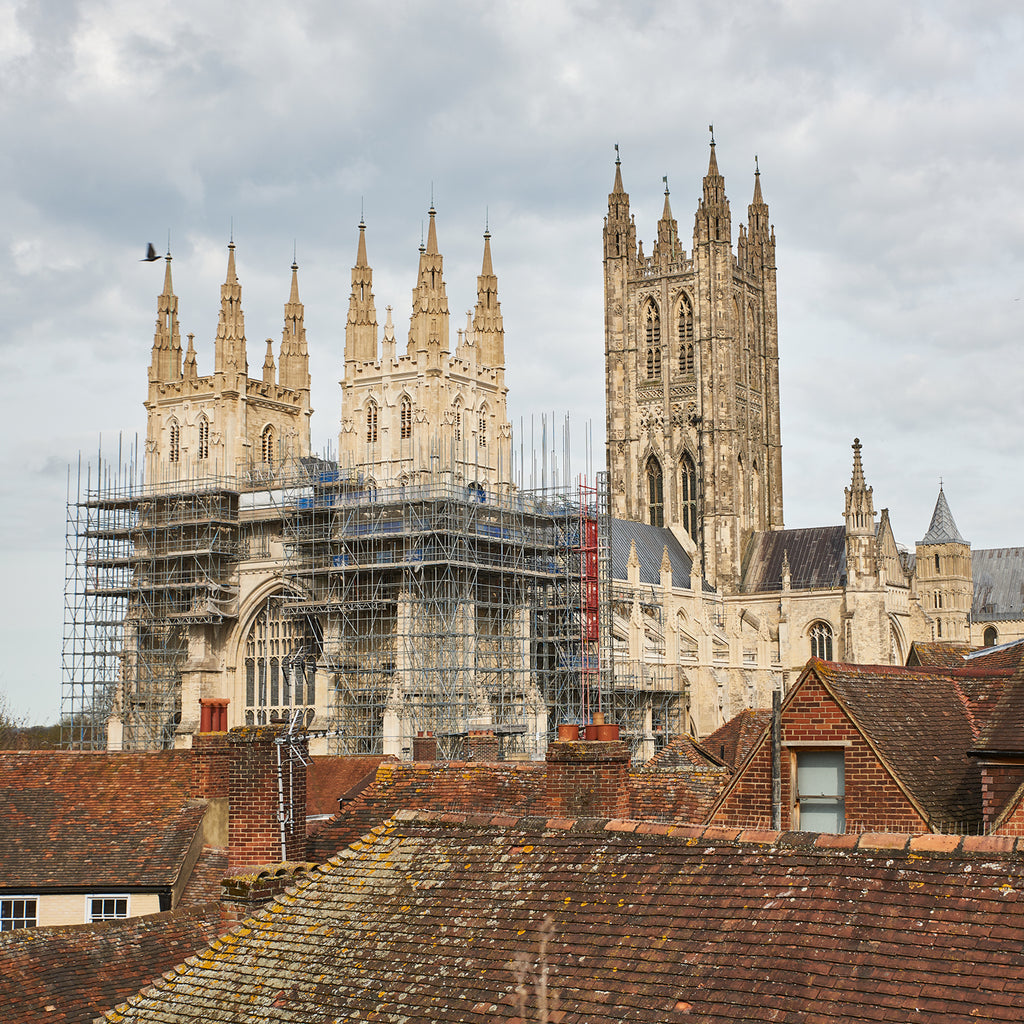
[604,146,636,261]
[345,220,378,364]
[279,260,309,391]
[262,338,276,384]
[653,178,682,266]
[472,228,504,367]
[844,437,875,535]
[919,486,967,545]
[694,133,731,245]
[740,156,775,270]
[407,206,449,366]
[183,332,197,381]
[149,254,182,382]
[214,243,248,377]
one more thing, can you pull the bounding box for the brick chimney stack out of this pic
[546,731,630,818]
[465,729,499,761]
[412,731,437,761]
[227,725,308,873]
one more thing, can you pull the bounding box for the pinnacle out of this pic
[225,242,237,285]
[289,261,300,304]
[849,437,866,492]
[706,138,720,179]
[480,229,493,277]
[426,206,438,255]
[161,253,174,296]
[356,219,368,268]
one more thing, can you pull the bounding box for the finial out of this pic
[229,217,234,245]
[166,229,171,257]
[292,239,297,266]
[420,220,424,251]
[662,174,669,195]
[360,196,365,224]
[754,154,760,175]
[430,180,434,210]
[708,123,715,146]
[614,142,620,165]
[939,476,944,490]
[485,205,489,233]
[853,436,861,451]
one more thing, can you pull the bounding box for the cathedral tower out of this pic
[916,486,972,642]
[604,138,783,588]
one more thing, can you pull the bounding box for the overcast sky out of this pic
[1,0,1022,722]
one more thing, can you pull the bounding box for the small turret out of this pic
[149,254,182,383]
[279,261,309,392]
[603,145,636,262]
[183,333,197,381]
[694,130,731,246]
[844,438,875,535]
[262,339,276,385]
[739,157,775,271]
[472,228,504,367]
[652,178,682,266]
[407,206,450,366]
[345,220,378,364]
[214,243,248,378]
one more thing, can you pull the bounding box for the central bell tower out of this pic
[603,137,784,589]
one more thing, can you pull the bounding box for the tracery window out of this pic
[646,456,664,527]
[400,396,412,440]
[453,400,462,442]
[645,301,661,379]
[478,408,487,448]
[678,294,694,373]
[261,425,275,467]
[197,416,209,461]
[810,621,833,661]
[244,595,320,727]
[366,401,378,444]
[680,452,698,541]
[168,421,180,464]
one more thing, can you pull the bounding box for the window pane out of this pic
[797,750,845,833]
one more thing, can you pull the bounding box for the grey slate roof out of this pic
[739,526,847,593]
[972,547,1024,621]
[610,518,695,589]
[919,486,967,544]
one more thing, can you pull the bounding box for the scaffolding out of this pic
[278,461,602,758]
[64,445,680,758]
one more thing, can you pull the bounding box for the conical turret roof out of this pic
[919,487,967,545]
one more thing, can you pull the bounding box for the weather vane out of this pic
[709,124,715,145]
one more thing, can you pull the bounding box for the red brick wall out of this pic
[546,740,629,818]
[981,763,1024,828]
[712,676,927,833]
[993,788,1024,836]
[228,726,308,873]
[465,730,500,761]
[191,732,230,801]
[412,733,437,761]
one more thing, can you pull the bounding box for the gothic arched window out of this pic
[810,621,833,661]
[366,401,378,444]
[646,456,664,527]
[244,595,320,727]
[453,400,462,442]
[645,301,661,379]
[680,452,698,541]
[478,406,487,448]
[678,294,694,373]
[984,626,998,647]
[261,425,275,467]
[197,416,209,461]
[400,396,412,440]
[168,421,180,464]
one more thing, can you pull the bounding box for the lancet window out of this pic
[645,301,661,379]
[678,294,694,373]
[168,421,180,464]
[647,456,664,527]
[261,425,275,467]
[680,453,698,541]
[197,416,209,461]
[366,401,378,444]
[400,396,412,440]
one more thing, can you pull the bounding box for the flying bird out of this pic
[141,243,159,262]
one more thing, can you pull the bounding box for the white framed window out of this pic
[1,896,38,930]
[795,749,845,833]
[87,894,130,922]
[810,620,833,660]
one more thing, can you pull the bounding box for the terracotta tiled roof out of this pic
[814,661,983,829]
[305,755,394,816]
[963,637,1024,673]
[0,903,227,1024]
[177,848,227,907]
[702,708,772,768]
[103,814,1024,1023]
[0,751,204,889]
[974,680,1024,753]
[629,769,729,823]
[642,734,725,769]
[906,640,971,668]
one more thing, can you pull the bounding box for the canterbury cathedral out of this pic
[66,137,1023,757]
